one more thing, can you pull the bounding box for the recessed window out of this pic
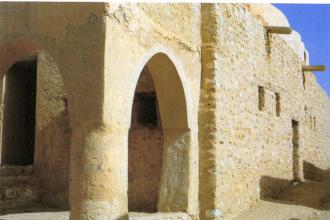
[1,60,37,165]
[136,92,158,126]
[302,72,306,89]
[292,120,300,181]
[258,86,265,111]
[275,93,281,117]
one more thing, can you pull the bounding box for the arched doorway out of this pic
[128,66,164,212]
[1,58,37,165]
[128,53,190,213]
[0,52,71,210]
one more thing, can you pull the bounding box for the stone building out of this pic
[0,3,329,220]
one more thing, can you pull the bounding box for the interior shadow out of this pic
[260,161,330,210]
[0,110,71,215]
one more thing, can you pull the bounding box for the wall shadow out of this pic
[260,176,292,200]
[38,109,71,209]
[260,161,330,211]
[303,161,330,182]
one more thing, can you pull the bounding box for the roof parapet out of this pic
[247,4,290,27]
[247,4,309,62]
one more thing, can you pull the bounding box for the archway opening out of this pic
[0,52,71,211]
[128,53,190,213]
[128,66,164,212]
[1,59,37,165]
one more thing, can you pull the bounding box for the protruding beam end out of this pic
[266,26,292,34]
[302,65,326,72]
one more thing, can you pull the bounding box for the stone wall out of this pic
[199,3,330,219]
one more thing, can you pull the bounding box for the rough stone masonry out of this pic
[0,3,329,220]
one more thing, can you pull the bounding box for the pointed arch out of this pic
[128,52,190,212]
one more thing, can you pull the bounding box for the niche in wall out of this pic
[258,86,265,111]
[292,119,300,181]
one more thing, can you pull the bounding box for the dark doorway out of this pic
[292,120,300,181]
[1,60,37,165]
[128,66,164,212]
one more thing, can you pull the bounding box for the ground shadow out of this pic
[260,161,330,211]
[303,161,330,182]
[0,205,69,216]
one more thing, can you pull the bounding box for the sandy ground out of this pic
[234,179,330,220]
[0,208,190,220]
[1,179,329,220]
[0,206,329,220]
[1,202,329,220]
[234,200,330,220]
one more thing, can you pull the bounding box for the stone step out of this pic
[0,185,39,210]
[0,166,40,211]
[0,176,39,187]
[0,165,34,177]
[129,212,191,220]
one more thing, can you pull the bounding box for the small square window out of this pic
[275,93,281,117]
[258,86,265,111]
[136,92,158,126]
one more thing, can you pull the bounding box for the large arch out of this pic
[128,53,191,212]
[71,45,198,219]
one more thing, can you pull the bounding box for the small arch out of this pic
[128,52,190,213]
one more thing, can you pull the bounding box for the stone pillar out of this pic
[69,123,129,220]
[158,128,190,212]
[199,4,221,220]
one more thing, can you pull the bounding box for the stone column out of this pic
[69,123,129,220]
[199,4,221,220]
[158,128,190,212]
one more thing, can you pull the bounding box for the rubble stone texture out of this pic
[0,3,329,220]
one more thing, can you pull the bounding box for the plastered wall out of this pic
[35,52,71,208]
[0,3,108,210]
[103,3,201,216]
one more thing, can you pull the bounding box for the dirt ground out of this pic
[0,204,329,220]
[1,178,329,220]
[0,209,190,220]
[235,178,330,220]
[234,200,330,220]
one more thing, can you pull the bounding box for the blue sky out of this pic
[274,4,330,97]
